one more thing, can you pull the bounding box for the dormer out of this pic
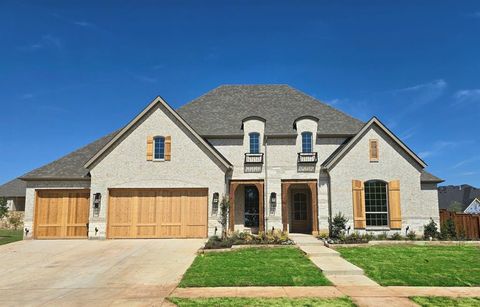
[293,116,319,163]
[241,116,266,164]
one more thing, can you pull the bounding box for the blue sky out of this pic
[1,1,479,186]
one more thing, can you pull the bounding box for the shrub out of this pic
[204,235,233,249]
[406,230,417,240]
[330,212,348,239]
[389,232,403,240]
[423,218,439,240]
[440,219,457,240]
[0,197,8,219]
[8,213,22,230]
[218,196,229,239]
[204,230,293,249]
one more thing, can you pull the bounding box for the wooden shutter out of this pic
[352,180,366,229]
[165,136,171,161]
[146,136,153,161]
[388,180,402,229]
[369,139,379,161]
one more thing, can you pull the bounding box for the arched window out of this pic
[249,132,260,154]
[301,132,313,153]
[153,136,165,160]
[364,180,389,227]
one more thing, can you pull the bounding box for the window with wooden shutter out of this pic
[146,136,153,161]
[369,139,379,162]
[165,136,171,161]
[352,180,366,229]
[388,180,402,229]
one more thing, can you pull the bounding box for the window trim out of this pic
[364,180,389,228]
[153,136,166,161]
[369,139,379,162]
[301,132,313,153]
[249,132,260,154]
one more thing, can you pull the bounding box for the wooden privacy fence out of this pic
[439,209,480,240]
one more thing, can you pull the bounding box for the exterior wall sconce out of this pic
[270,192,277,215]
[93,193,102,217]
[212,192,219,215]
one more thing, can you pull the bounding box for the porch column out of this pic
[281,182,289,232]
[229,182,238,232]
[309,181,319,235]
[255,182,265,232]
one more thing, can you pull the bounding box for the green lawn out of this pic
[0,229,23,245]
[411,296,480,307]
[179,247,331,287]
[169,297,354,307]
[336,245,480,286]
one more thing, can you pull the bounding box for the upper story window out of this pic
[154,136,165,160]
[364,180,388,227]
[249,132,260,154]
[301,132,313,153]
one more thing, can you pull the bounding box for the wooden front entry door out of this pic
[291,191,311,233]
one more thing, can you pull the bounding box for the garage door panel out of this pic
[35,190,90,239]
[108,188,207,239]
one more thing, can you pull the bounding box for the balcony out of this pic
[297,152,318,163]
[245,153,264,164]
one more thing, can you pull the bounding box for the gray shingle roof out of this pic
[421,170,444,183]
[0,178,26,197]
[177,85,364,136]
[20,131,119,180]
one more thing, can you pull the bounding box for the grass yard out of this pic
[337,245,480,286]
[179,247,331,287]
[169,297,354,307]
[411,296,480,307]
[0,229,23,245]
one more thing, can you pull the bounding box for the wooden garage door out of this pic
[35,190,90,239]
[108,188,208,239]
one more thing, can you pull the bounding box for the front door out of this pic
[291,191,310,233]
[244,186,259,229]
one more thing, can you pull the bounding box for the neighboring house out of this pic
[19,85,443,239]
[464,198,480,214]
[0,178,26,211]
[438,184,480,212]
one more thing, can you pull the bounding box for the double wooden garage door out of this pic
[35,190,90,239]
[107,188,208,239]
[34,188,208,239]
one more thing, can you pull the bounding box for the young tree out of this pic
[0,197,8,219]
[218,195,229,239]
[448,201,464,213]
[330,212,348,239]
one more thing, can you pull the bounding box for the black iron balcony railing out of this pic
[297,152,318,163]
[245,153,264,164]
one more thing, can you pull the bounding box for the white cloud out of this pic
[389,79,447,109]
[20,34,63,51]
[73,21,94,27]
[459,171,477,176]
[453,89,480,105]
[453,156,480,169]
[133,74,157,83]
[419,140,456,159]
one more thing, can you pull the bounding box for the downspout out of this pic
[264,135,268,232]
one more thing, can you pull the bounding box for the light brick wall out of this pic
[328,124,439,235]
[88,104,228,239]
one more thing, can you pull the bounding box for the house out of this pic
[438,184,480,212]
[20,85,443,239]
[0,178,26,211]
[464,198,480,214]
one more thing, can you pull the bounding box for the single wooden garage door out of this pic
[108,188,208,239]
[35,190,90,239]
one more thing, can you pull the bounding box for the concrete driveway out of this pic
[0,239,204,306]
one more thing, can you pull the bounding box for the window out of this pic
[154,136,165,160]
[249,133,260,154]
[244,186,259,227]
[364,180,388,227]
[369,139,379,161]
[293,192,307,220]
[301,132,313,153]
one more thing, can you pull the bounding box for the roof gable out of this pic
[85,96,232,170]
[464,198,480,214]
[177,85,364,136]
[322,117,427,170]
